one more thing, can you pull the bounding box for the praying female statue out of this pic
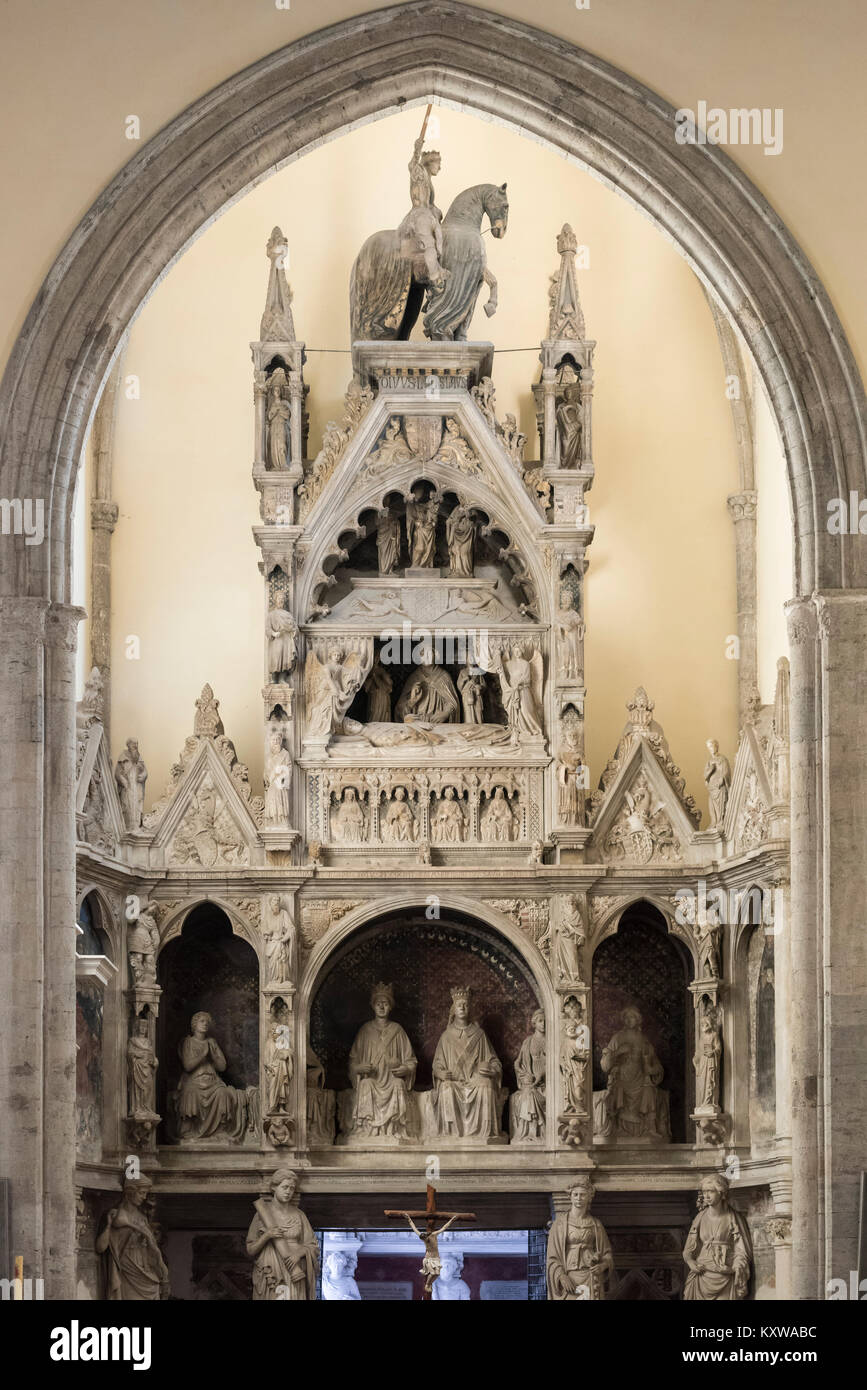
[546,1178,615,1301]
[246,1168,319,1300]
[427,986,504,1139]
[683,1175,752,1300]
[176,1011,247,1142]
[96,1176,169,1301]
[346,982,417,1139]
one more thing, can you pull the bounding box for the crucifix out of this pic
[385,1184,477,1299]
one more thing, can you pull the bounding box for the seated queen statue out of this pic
[175,1011,249,1142]
[422,985,505,1140]
[339,982,418,1141]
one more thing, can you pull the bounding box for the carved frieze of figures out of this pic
[266,606,298,680]
[509,1009,546,1142]
[593,1005,672,1142]
[693,1003,722,1112]
[263,894,296,988]
[246,1169,318,1299]
[114,737,147,830]
[382,785,418,842]
[555,896,585,984]
[422,985,506,1140]
[704,739,731,829]
[298,380,374,518]
[602,773,682,865]
[432,786,467,842]
[480,786,517,842]
[169,777,249,867]
[175,1011,252,1143]
[683,1175,752,1300]
[547,1178,615,1301]
[263,725,293,828]
[330,786,368,842]
[96,1176,169,1301]
[127,907,160,987]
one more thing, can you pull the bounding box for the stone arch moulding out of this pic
[589,894,697,972]
[156,898,263,965]
[0,1,865,601]
[297,892,555,1024]
[75,883,120,960]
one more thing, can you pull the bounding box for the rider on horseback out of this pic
[397,110,448,291]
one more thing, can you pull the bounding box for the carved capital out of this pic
[727,490,758,523]
[90,498,119,533]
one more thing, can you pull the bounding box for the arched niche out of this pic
[308,908,542,1102]
[591,901,692,1142]
[156,903,259,1143]
[74,890,118,1163]
[736,883,776,1147]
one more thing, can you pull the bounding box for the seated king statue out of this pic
[341,982,417,1141]
[424,985,505,1140]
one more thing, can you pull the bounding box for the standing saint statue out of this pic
[555,897,585,983]
[546,1178,615,1301]
[96,1175,170,1301]
[555,383,583,468]
[683,1175,752,1301]
[457,666,485,723]
[345,981,417,1139]
[127,907,159,987]
[264,727,293,826]
[246,1168,319,1300]
[555,596,584,682]
[426,985,504,1139]
[704,739,731,829]
[405,486,440,568]
[115,737,148,830]
[127,1017,159,1119]
[445,505,476,578]
[510,1009,546,1142]
[560,1016,588,1114]
[264,894,296,985]
[266,367,290,471]
[593,1006,671,1141]
[396,114,447,290]
[376,508,403,574]
[264,1019,294,1115]
[694,1008,722,1110]
[364,663,393,722]
[266,606,298,679]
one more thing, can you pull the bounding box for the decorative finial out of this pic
[260,226,296,342]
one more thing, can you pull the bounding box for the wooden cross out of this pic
[385,1184,477,1300]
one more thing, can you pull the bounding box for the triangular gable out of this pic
[589,739,699,866]
[75,718,125,855]
[724,723,773,855]
[148,738,262,868]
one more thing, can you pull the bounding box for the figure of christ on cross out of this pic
[385,1184,477,1299]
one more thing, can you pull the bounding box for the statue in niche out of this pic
[96,1175,169,1301]
[704,739,731,829]
[127,1017,159,1121]
[457,665,485,723]
[557,758,584,825]
[432,1251,471,1300]
[556,897,585,983]
[305,644,366,737]
[322,1251,361,1301]
[696,904,723,981]
[555,593,584,682]
[480,786,515,843]
[406,485,440,568]
[331,787,367,842]
[364,663,393,722]
[546,1178,615,1301]
[114,737,147,830]
[426,985,504,1139]
[445,505,476,578]
[556,383,583,468]
[127,907,159,987]
[264,727,293,826]
[176,1011,248,1142]
[345,981,417,1139]
[495,641,544,738]
[264,894,296,986]
[383,786,417,843]
[306,1047,335,1145]
[593,1006,671,1141]
[432,786,466,843]
[683,1174,752,1301]
[376,506,403,574]
[246,1168,318,1300]
[266,606,298,679]
[560,1015,588,1113]
[501,413,526,467]
[264,1016,294,1115]
[694,1006,722,1110]
[510,1009,546,1142]
[395,663,460,723]
[266,367,290,471]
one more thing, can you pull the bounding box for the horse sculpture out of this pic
[350,182,509,342]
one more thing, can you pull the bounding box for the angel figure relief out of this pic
[304,644,369,739]
[493,640,545,741]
